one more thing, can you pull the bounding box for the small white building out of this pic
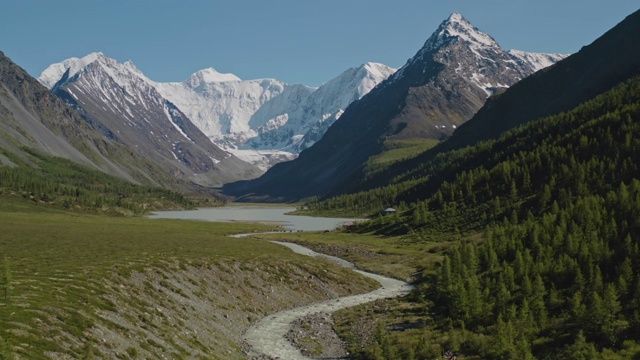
[383,208,396,215]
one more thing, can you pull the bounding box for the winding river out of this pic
[150,206,412,359]
[238,239,412,360]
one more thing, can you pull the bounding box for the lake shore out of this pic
[148,205,361,232]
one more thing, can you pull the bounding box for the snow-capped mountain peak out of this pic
[361,62,392,73]
[39,52,107,88]
[121,59,149,81]
[38,52,262,186]
[393,12,505,84]
[447,11,464,23]
[145,59,396,170]
[38,52,143,92]
[425,12,499,51]
[391,12,568,97]
[122,59,141,72]
[187,68,241,88]
[357,62,397,97]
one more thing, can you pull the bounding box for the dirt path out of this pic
[243,241,413,360]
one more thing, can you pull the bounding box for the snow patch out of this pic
[163,104,193,142]
[187,68,242,87]
[226,148,297,172]
[508,50,569,72]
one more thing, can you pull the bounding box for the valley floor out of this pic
[0,199,381,359]
[243,241,412,359]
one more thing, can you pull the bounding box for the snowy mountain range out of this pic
[38,12,566,176]
[40,56,396,170]
[41,52,262,187]
[145,61,397,170]
[225,12,569,201]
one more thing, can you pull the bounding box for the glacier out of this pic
[40,55,397,170]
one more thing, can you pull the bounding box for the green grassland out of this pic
[0,144,383,358]
[249,228,457,359]
[249,230,447,281]
[0,198,379,359]
[365,139,440,176]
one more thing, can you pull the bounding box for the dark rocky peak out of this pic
[391,12,509,88]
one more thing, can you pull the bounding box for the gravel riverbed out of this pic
[244,241,413,359]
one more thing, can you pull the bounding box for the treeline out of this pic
[0,147,195,214]
[305,180,419,216]
[342,76,640,358]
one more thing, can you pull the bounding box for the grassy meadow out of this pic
[365,139,440,176]
[250,230,447,281]
[0,196,379,359]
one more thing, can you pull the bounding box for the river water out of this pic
[243,241,412,360]
[148,205,359,232]
[149,206,408,359]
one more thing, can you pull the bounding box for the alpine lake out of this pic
[148,205,360,232]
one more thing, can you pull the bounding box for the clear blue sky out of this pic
[1,1,638,87]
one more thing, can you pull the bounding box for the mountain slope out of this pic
[357,8,640,196]
[243,62,398,153]
[41,58,396,171]
[151,73,312,171]
[439,8,640,153]
[348,74,640,360]
[148,62,396,169]
[147,69,293,138]
[225,12,567,201]
[306,9,640,219]
[0,51,168,185]
[44,53,261,188]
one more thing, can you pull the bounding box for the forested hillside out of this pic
[327,75,640,358]
[0,146,196,214]
[312,75,640,229]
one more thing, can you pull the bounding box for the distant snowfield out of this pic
[243,241,413,360]
[225,148,297,172]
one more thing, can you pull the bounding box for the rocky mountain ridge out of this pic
[224,12,568,201]
[41,56,397,170]
[0,51,195,190]
[44,52,262,188]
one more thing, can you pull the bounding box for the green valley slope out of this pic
[0,200,377,359]
[316,59,640,360]
[290,11,640,357]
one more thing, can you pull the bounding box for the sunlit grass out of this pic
[366,138,440,174]
[249,230,446,281]
[0,197,325,358]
